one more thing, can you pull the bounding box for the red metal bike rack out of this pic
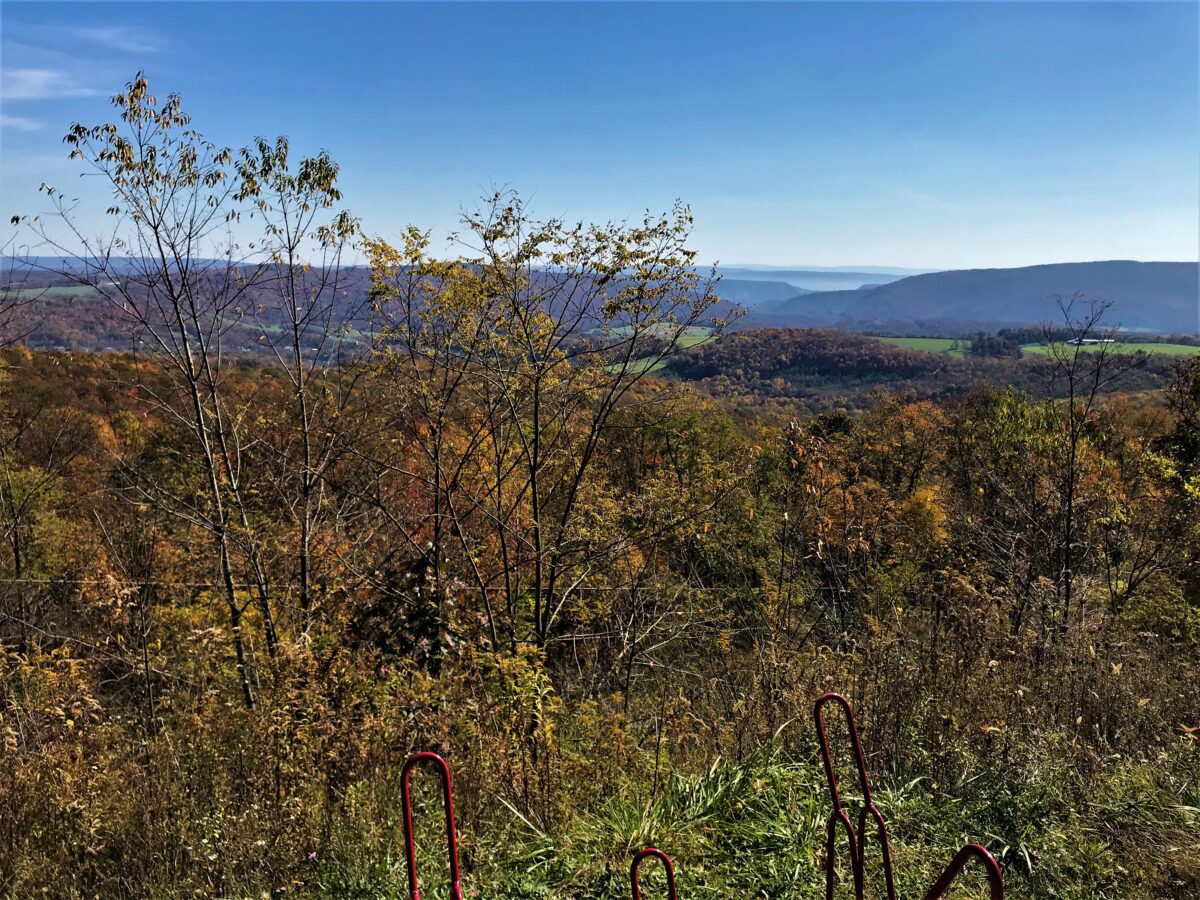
[631,847,679,900]
[814,692,1004,900]
[922,844,1005,900]
[401,751,464,900]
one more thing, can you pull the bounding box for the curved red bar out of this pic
[922,843,1004,900]
[814,692,896,900]
[400,751,464,900]
[631,847,679,900]
[814,692,875,814]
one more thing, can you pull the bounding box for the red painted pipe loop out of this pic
[401,752,464,900]
[814,691,897,900]
[923,843,1005,900]
[631,847,679,900]
[814,692,1005,900]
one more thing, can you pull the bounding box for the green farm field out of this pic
[610,326,713,374]
[9,285,103,299]
[874,336,970,356]
[1021,341,1200,357]
[609,324,712,343]
[873,335,1200,359]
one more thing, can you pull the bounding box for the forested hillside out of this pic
[1,76,1198,899]
[663,326,1175,411]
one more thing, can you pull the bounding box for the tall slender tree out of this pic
[16,74,355,705]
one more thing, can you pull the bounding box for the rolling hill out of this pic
[743,261,1199,334]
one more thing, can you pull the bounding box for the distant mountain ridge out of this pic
[742,261,1200,335]
[8,257,1196,339]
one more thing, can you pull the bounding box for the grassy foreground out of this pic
[310,742,1199,900]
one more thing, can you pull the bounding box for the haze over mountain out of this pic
[740,261,1200,335]
[715,266,920,293]
[723,265,930,275]
[709,278,812,306]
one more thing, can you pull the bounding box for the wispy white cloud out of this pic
[0,115,42,132]
[0,152,79,179]
[71,26,164,55]
[0,68,105,101]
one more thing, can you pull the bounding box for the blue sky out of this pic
[1,1,1197,269]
